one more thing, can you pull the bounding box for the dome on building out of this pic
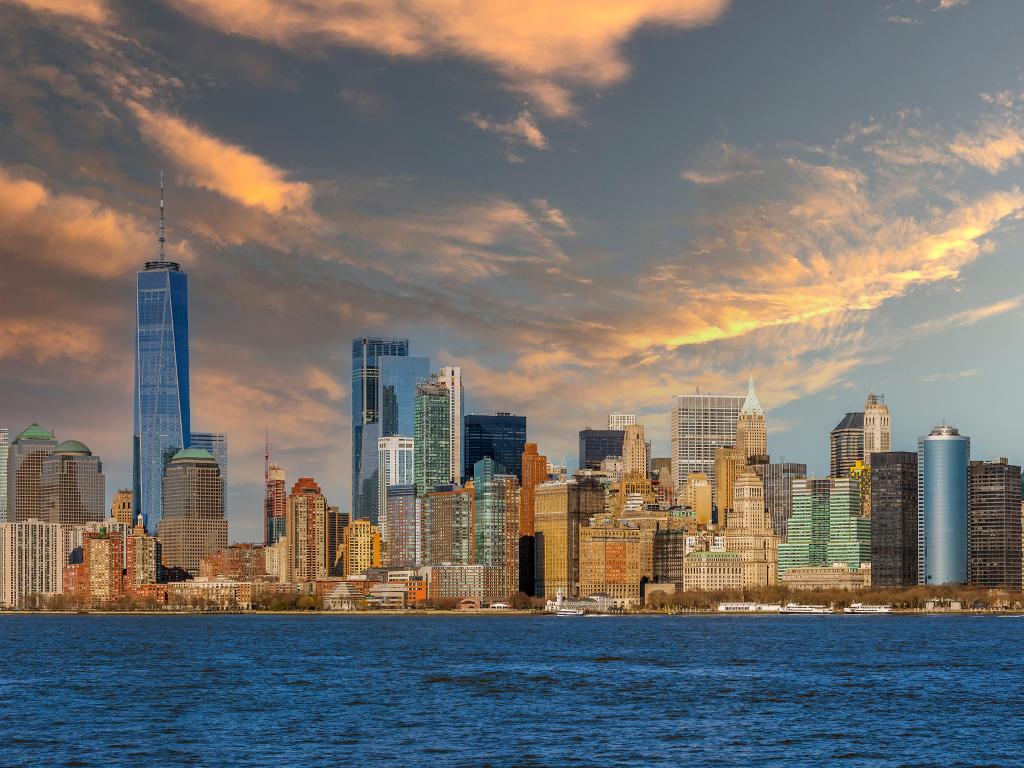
[170,448,216,462]
[53,439,92,455]
[15,423,55,442]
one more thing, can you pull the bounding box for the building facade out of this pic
[918,425,970,585]
[533,476,604,598]
[286,476,328,582]
[342,519,381,577]
[607,413,637,431]
[578,522,655,606]
[870,452,918,586]
[778,478,831,574]
[519,442,548,596]
[472,458,519,597]
[722,471,778,587]
[265,463,287,547]
[40,441,105,527]
[863,393,891,463]
[463,414,527,482]
[968,459,1022,589]
[830,412,864,479]
[753,461,807,540]
[670,392,744,509]
[378,435,414,533]
[578,429,625,471]
[0,518,68,608]
[8,423,58,523]
[735,378,767,460]
[422,485,473,565]
[384,484,420,568]
[437,366,464,484]
[825,477,871,571]
[0,428,7,522]
[111,488,134,527]
[157,448,228,577]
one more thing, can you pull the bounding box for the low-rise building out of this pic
[421,563,502,602]
[200,543,268,581]
[682,550,744,592]
[167,577,253,610]
[780,563,871,591]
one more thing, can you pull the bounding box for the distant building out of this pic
[778,478,831,574]
[918,425,970,585]
[157,448,228,577]
[422,563,502,603]
[607,413,636,431]
[578,522,654,606]
[969,459,1022,589]
[414,377,451,496]
[714,445,745,518]
[111,489,134,527]
[677,473,712,525]
[0,518,68,607]
[621,424,648,478]
[464,414,527,482]
[384,484,420,568]
[722,471,779,588]
[472,458,519,597]
[534,476,604,598]
[752,461,807,540]
[780,564,871,591]
[578,429,624,471]
[519,442,548,596]
[683,551,744,592]
[41,440,105,527]
[437,367,464,484]
[862,393,891,464]
[870,452,918,586]
[343,519,381,577]
[825,477,871,571]
[8,423,58,523]
[830,412,864,479]
[0,428,7,522]
[286,476,328,582]
[200,543,267,582]
[265,463,286,546]
[670,392,744,512]
[378,435,414,534]
[735,378,767,460]
[422,485,473,566]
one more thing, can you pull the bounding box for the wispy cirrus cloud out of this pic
[3,0,107,23]
[467,110,548,161]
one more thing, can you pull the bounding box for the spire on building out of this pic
[159,168,166,260]
[740,376,763,415]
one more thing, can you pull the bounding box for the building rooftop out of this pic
[15,423,55,442]
[170,447,216,462]
[740,376,764,415]
[832,412,864,432]
[53,439,91,455]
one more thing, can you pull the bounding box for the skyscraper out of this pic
[352,336,410,521]
[752,461,808,540]
[7,423,58,523]
[472,457,520,597]
[778,478,831,574]
[383,484,419,568]
[870,452,918,586]
[862,393,891,464]
[190,432,228,508]
[342,519,381,577]
[378,356,431,438]
[722,471,778,587]
[111,488,134,527]
[157,448,227,576]
[825,477,871,571]
[578,428,625,471]
[287,476,328,582]
[134,198,190,534]
[519,442,548,596]
[414,377,451,497]
[378,435,414,532]
[918,425,970,585]
[422,485,473,565]
[735,377,767,460]
[968,459,1022,589]
[533,476,604,598]
[607,413,636,431]
[621,424,648,478]
[41,440,105,526]
[0,428,7,522]
[438,366,464,484]
[830,412,864,479]
[463,414,527,481]
[670,391,744,507]
[265,464,287,547]
[713,445,745,519]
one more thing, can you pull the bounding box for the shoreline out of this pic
[1,609,1019,617]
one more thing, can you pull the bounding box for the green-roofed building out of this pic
[8,423,58,522]
[42,439,105,526]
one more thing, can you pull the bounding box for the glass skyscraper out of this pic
[134,258,190,534]
[351,337,411,521]
[463,413,527,481]
[918,425,970,585]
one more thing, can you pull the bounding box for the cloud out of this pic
[467,110,549,153]
[935,0,968,10]
[128,101,313,214]
[171,0,730,116]
[907,294,1024,338]
[3,0,107,23]
[949,121,1024,173]
[920,369,980,383]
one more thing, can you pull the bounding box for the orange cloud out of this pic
[0,319,104,363]
[4,0,107,23]
[172,0,730,116]
[128,102,312,214]
[949,123,1024,172]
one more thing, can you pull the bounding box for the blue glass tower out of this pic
[378,356,431,439]
[133,181,190,534]
[918,425,970,585]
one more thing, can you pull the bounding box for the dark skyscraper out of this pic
[351,337,410,521]
[133,182,190,533]
[578,429,625,471]
[968,459,1022,589]
[830,412,864,479]
[870,451,918,586]
[463,414,527,481]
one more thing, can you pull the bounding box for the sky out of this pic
[2,0,1024,543]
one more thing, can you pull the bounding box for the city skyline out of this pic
[4,0,1024,542]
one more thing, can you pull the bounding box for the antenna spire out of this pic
[159,169,166,259]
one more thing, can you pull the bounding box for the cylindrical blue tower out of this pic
[917,425,970,585]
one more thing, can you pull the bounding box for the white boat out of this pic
[717,602,782,613]
[780,603,832,614]
[556,608,585,616]
[843,603,892,614]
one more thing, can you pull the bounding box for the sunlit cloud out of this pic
[3,0,107,23]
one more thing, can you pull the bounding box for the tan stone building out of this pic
[578,522,655,606]
[286,477,328,582]
[342,519,381,577]
[621,424,648,478]
[111,489,133,526]
[683,550,744,592]
[714,445,745,518]
[678,472,712,525]
[781,563,872,591]
[157,449,228,577]
[722,471,779,588]
[534,476,604,598]
[735,377,767,460]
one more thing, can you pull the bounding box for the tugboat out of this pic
[843,602,892,614]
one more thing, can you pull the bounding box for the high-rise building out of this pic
[134,230,191,534]
[0,518,69,608]
[918,425,970,585]
[578,522,655,606]
[830,412,864,479]
[621,425,648,478]
[714,445,745,520]
[578,429,625,471]
[464,414,527,482]
[378,436,414,534]
[190,432,227,509]
[41,441,105,526]
[870,452,918,586]
[414,377,451,497]
[437,367,464,484]
[735,378,767,460]
[863,393,891,464]
[422,485,473,565]
[378,355,431,438]
[607,413,637,431]
[326,505,349,576]
[472,458,520,597]
[111,489,134,527]
[286,476,328,582]
[352,336,410,521]
[265,464,287,546]
[968,459,1022,589]
[8,423,58,522]
[678,472,712,525]
[752,461,807,540]
[778,478,831,574]
[157,448,228,576]
[0,428,7,522]
[384,484,420,568]
[670,391,744,509]
[519,442,548,596]
[342,519,381,577]
[533,476,604,598]
[722,471,779,587]
[825,477,871,571]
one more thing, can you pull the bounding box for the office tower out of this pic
[969,459,1022,589]
[778,478,831,574]
[190,432,227,506]
[830,412,864,479]
[825,477,871,571]
[607,413,636,431]
[378,355,432,437]
[578,522,655,606]
[384,485,420,568]
[678,472,712,525]
[422,485,473,565]
[519,442,547,596]
[918,425,970,585]
[378,436,415,535]
[671,391,744,508]
[621,425,648,477]
[342,519,381,577]
[437,367,464,483]
[463,414,527,481]
[863,393,891,464]
[265,464,287,547]
[578,428,625,471]
[414,377,451,496]
[472,458,520,596]
[157,449,228,576]
[134,203,191,534]
[870,452,919,586]
[41,441,105,526]
[111,489,134,526]
[286,476,328,582]
[8,424,59,522]
[714,445,745,520]
[352,336,410,521]
[0,518,69,608]
[722,471,779,587]
[0,428,7,522]
[326,505,348,576]
[752,461,807,540]
[735,377,767,460]
[533,476,604,598]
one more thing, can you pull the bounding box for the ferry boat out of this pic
[780,603,832,614]
[556,608,585,616]
[843,603,892,614]
[717,602,782,613]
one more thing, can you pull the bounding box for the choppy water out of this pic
[1,614,1021,767]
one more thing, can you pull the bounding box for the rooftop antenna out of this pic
[159,169,166,260]
[264,429,270,486]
